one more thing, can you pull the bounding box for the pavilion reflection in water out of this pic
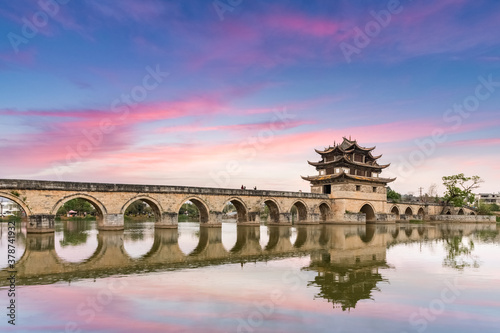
[306,242,389,311]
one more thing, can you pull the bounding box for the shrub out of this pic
[477,203,493,215]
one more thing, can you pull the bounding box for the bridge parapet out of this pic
[0,179,328,199]
[0,179,331,233]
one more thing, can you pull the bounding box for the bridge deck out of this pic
[0,179,328,199]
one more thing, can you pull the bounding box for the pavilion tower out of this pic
[301,137,395,221]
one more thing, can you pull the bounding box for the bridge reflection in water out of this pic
[1,221,497,310]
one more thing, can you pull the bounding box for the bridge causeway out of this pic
[0,178,492,233]
[0,179,331,232]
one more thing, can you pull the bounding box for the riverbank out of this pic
[56,216,95,221]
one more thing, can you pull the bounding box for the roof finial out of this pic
[349,135,351,140]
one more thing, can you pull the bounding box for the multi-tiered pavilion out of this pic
[302,137,396,221]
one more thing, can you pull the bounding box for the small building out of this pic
[0,199,22,216]
[67,210,78,217]
[476,193,500,205]
[302,137,395,221]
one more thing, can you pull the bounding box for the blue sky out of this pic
[0,0,499,194]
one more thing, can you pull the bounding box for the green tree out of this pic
[57,199,95,216]
[125,201,146,215]
[180,202,199,217]
[477,203,491,215]
[291,205,298,223]
[386,187,401,201]
[442,174,482,208]
[223,202,236,213]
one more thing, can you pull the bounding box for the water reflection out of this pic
[442,236,479,269]
[472,227,500,243]
[55,220,98,263]
[59,220,91,247]
[230,225,261,255]
[306,252,388,311]
[123,219,155,259]
[0,221,498,309]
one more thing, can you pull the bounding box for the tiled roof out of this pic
[315,137,375,154]
[301,171,395,184]
[308,155,390,169]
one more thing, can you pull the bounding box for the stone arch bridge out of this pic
[0,179,487,233]
[0,179,333,232]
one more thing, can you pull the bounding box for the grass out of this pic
[409,219,424,224]
[0,215,21,222]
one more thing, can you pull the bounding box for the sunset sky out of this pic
[1,0,499,194]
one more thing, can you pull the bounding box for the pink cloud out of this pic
[334,0,498,62]
[243,95,349,115]
[3,107,498,183]
[262,12,343,38]
[0,96,228,171]
[0,48,37,68]
[444,137,500,148]
[158,119,314,134]
[175,9,350,72]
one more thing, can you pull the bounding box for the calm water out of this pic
[0,220,499,333]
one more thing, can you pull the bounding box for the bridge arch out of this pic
[417,207,425,217]
[458,208,464,215]
[359,203,376,222]
[0,191,32,216]
[290,200,308,223]
[390,206,400,217]
[177,196,210,223]
[405,207,413,215]
[469,211,476,215]
[221,197,248,223]
[120,195,163,222]
[262,198,281,223]
[318,201,331,222]
[51,193,107,217]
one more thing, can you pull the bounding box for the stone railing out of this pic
[0,179,328,199]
